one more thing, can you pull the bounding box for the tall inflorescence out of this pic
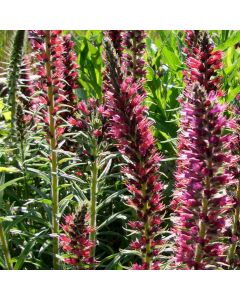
[30,30,100,270]
[103,33,164,270]
[7,30,25,136]
[28,30,70,140]
[172,31,225,211]
[28,30,65,269]
[172,30,235,269]
[60,204,95,269]
[60,96,106,270]
[28,30,82,269]
[28,30,80,153]
[173,82,234,270]
[29,31,79,149]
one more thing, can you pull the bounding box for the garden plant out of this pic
[0,30,240,270]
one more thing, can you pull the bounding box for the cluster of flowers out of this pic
[102,31,164,269]
[28,30,79,143]
[173,31,226,206]
[60,204,96,269]
[182,30,223,97]
[172,30,237,269]
[173,83,234,269]
[173,31,225,210]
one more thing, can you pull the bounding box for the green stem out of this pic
[45,31,59,270]
[20,138,29,201]
[0,223,13,270]
[227,181,240,265]
[89,138,98,268]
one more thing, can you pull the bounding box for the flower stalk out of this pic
[103,33,164,270]
[60,97,103,269]
[45,30,59,270]
[89,137,98,267]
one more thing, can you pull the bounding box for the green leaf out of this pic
[97,210,128,231]
[120,249,142,257]
[227,86,240,101]
[72,181,89,202]
[0,177,24,192]
[216,31,240,50]
[0,99,4,110]
[103,254,122,270]
[59,194,74,216]
[161,47,180,71]
[59,172,86,184]
[0,216,14,223]
[97,189,127,211]
[0,166,20,173]
[98,159,112,181]
[27,168,50,184]
[14,239,36,270]
[3,111,11,121]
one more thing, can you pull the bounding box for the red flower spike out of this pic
[29,31,79,150]
[103,32,164,270]
[172,83,234,270]
[60,204,96,269]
